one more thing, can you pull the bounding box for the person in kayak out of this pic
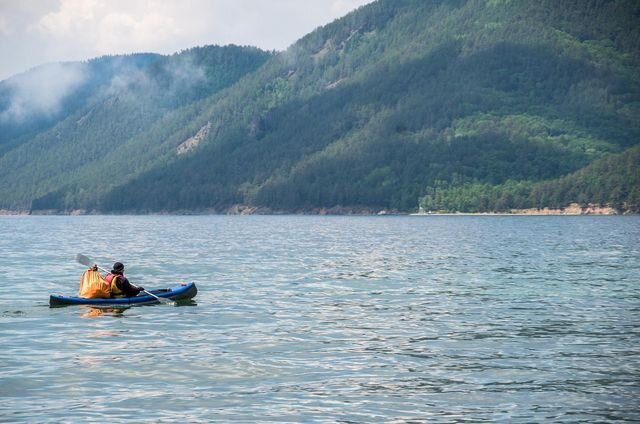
[105,262,144,297]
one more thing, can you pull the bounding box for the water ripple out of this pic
[0,215,639,422]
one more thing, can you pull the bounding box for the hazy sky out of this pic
[0,0,374,81]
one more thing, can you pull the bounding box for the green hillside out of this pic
[419,144,640,213]
[0,54,161,154]
[0,45,271,210]
[2,0,639,213]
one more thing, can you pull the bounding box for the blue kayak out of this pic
[49,282,197,306]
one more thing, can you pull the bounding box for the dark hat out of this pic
[112,262,125,272]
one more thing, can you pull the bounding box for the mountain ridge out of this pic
[1,0,638,213]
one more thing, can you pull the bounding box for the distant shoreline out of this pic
[0,204,633,217]
[408,212,626,216]
[412,203,623,216]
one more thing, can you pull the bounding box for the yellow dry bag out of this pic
[78,267,111,298]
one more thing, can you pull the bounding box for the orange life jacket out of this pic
[105,273,124,296]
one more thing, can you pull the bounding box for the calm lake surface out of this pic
[1,215,638,422]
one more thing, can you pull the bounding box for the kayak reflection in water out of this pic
[104,262,145,298]
[81,306,127,318]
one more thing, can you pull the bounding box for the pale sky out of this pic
[0,0,374,81]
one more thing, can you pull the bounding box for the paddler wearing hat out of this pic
[104,262,144,297]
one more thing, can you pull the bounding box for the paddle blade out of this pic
[143,289,176,306]
[76,254,108,273]
[76,253,92,267]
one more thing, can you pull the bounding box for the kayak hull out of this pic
[49,282,197,306]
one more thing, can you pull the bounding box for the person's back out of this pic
[104,262,144,297]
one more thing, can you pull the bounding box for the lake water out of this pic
[0,215,638,422]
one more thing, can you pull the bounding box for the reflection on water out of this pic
[80,306,129,319]
[0,215,639,422]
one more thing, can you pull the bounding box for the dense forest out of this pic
[1,0,639,214]
[420,144,640,213]
[0,45,272,210]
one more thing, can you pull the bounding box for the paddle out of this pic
[76,254,175,305]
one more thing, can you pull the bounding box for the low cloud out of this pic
[37,0,102,36]
[0,15,9,35]
[164,55,207,87]
[36,0,179,55]
[96,12,178,54]
[0,48,208,125]
[0,62,88,122]
[2,0,375,81]
[100,52,206,102]
[331,0,365,15]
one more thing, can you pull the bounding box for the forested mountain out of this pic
[1,0,639,213]
[0,54,161,154]
[0,45,272,210]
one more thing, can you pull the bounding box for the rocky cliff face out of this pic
[177,122,212,155]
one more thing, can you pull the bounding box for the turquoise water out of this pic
[1,215,638,422]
